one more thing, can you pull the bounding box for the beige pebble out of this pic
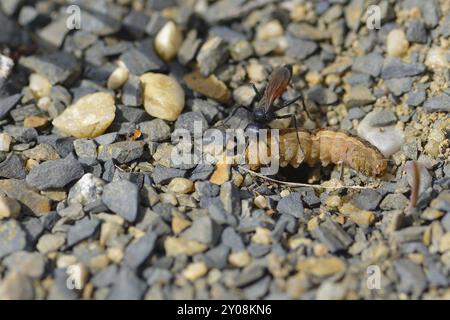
[29,73,52,99]
[280,189,290,197]
[254,195,268,209]
[155,21,183,62]
[107,67,129,90]
[172,216,192,235]
[252,227,272,245]
[37,233,66,254]
[440,233,450,253]
[168,178,194,194]
[229,250,252,267]
[425,47,449,70]
[296,257,345,277]
[107,247,124,264]
[0,195,21,219]
[24,115,49,129]
[164,237,208,256]
[256,20,284,40]
[386,29,409,57]
[182,262,208,281]
[52,92,116,138]
[184,70,231,104]
[325,195,342,208]
[140,73,185,121]
[210,163,230,185]
[246,62,267,82]
[0,133,12,152]
[339,202,375,226]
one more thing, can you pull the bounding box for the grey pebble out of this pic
[102,180,139,222]
[182,216,222,246]
[26,158,84,190]
[151,165,186,185]
[0,153,26,179]
[276,193,304,218]
[123,231,157,269]
[66,217,100,247]
[0,93,22,120]
[381,58,425,79]
[0,220,27,259]
[424,93,450,113]
[107,267,147,300]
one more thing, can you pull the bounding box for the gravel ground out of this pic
[0,0,449,300]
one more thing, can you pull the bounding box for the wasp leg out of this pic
[275,93,313,121]
[275,113,305,159]
[251,83,263,101]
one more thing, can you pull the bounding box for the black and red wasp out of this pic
[225,64,306,136]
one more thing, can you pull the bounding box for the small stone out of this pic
[172,216,191,235]
[0,195,21,219]
[152,165,186,185]
[380,194,409,210]
[4,125,37,143]
[386,29,409,57]
[3,251,45,279]
[0,94,22,120]
[181,216,221,246]
[178,30,202,65]
[210,163,230,185]
[339,202,375,226]
[184,70,231,104]
[439,233,450,253]
[307,86,338,105]
[369,110,397,127]
[0,154,26,179]
[407,89,426,107]
[296,257,345,277]
[344,86,376,108]
[67,173,104,206]
[252,227,272,245]
[154,21,183,62]
[0,133,12,152]
[424,93,450,113]
[107,67,129,90]
[182,262,208,281]
[229,250,252,268]
[19,51,80,85]
[140,73,185,121]
[406,20,427,43]
[381,58,425,79]
[0,272,34,300]
[164,237,208,256]
[167,178,194,194]
[53,92,116,139]
[286,37,317,60]
[97,141,144,164]
[254,195,268,209]
[277,192,304,218]
[357,110,405,157]
[325,195,341,208]
[394,259,426,296]
[123,231,157,269]
[73,139,97,164]
[23,115,48,129]
[29,73,52,99]
[230,40,253,61]
[66,217,100,247]
[26,158,84,190]
[139,119,170,142]
[421,208,444,221]
[431,191,450,213]
[0,220,27,258]
[352,189,382,211]
[102,180,139,223]
[36,233,65,254]
[0,179,51,216]
[174,111,208,135]
[256,19,284,40]
[121,75,142,107]
[196,37,229,76]
[425,47,449,70]
[312,218,353,252]
[108,267,147,300]
[352,52,384,77]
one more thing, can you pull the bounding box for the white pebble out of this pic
[357,111,405,157]
[140,73,185,121]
